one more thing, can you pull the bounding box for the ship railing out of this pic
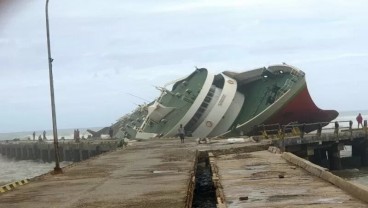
[257,120,368,140]
[257,123,284,139]
[290,73,300,83]
[275,70,303,101]
[275,79,293,100]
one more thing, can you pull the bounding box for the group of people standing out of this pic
[32,131,47,141]
[74,129,81,141]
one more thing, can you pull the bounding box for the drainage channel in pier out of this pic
[192,151,217,208]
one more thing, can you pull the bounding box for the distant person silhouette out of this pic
[357,113,363,129]
[178,124,185,143]
[109,127,114,139]
[43,130,47,140]
[76,129,80,139]
[32,131,36,141]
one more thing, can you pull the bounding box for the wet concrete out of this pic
[214,150,368,207]
[0,138,197,208]
[1,137,368,207]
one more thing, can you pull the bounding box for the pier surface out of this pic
[1,138,368,207]
[214,150,367,207]
[0,139,196,208]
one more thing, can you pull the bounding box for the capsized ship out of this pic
[117,64,338,139]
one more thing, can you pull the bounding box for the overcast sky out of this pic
[0,0,368,133]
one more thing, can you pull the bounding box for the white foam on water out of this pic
[0,128,95,185]
[0,155,72,186]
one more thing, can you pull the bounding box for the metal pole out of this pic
[46,0,62,174]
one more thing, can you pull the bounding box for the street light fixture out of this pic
[45,0,62,174]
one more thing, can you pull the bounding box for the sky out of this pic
[0,0,368,133]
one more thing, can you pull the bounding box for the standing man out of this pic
[178,124,185,143]
[32,131,36,141]
[109,127,114,139]
[76,129,80,140]
[357,113,363,129]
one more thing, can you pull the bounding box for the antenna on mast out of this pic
[126,93,150,102]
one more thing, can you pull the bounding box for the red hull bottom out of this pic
[264,85,338,132]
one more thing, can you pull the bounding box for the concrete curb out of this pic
[1,179,29,194]
[282,152,368,204]
[208,152,227,208]
[185,150,198,208]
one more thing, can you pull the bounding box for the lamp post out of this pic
[45,0,62,174]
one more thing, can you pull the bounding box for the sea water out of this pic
[0,156,72,186]
[0,128,100,186]
[333,167,368,187]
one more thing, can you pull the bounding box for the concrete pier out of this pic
[212,150,367,207]
[1,137,368,207]
[0,139,197,208]
[274,128,368,170]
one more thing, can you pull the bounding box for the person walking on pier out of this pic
[357,113,363,129]
[109,127,114,139]
[178,124,185,143]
